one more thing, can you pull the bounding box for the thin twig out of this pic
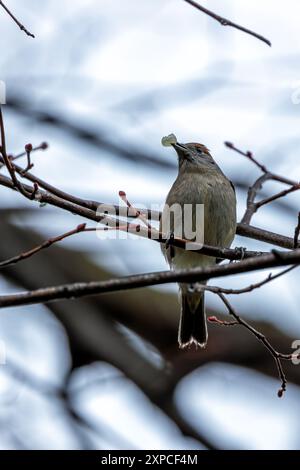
[0,105,7,155]
[29,181,39,200]
[216,293,292,397]
[0,223,133,269]
[0,107,35,199]
[183,0,271,47]
[119,190,155,232]
[256,184,300,209]
[0,224,88,268]
[204,266,297,295]
[0,0,35,37]
[242,174,269,224]
[225,142,297,186]
[20,143,34,174]
[294,212,300,249]
[242,179,300,224]
[225,142,300,225]
[0,142,48,170]
[208,316,238,326]
[237,223,300,250]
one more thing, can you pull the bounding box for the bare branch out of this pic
[0,108,36,199]
[242,174,269,224]
[0,155,100,211]
[225,142,300,225]
[242,179,300,225]
[216,293,295,397]
[0,0,35,37]
[20,143,34,174]
[0,172,269,262]
[225,142,298,186]
[294,212,300,249]
[0,223,88,268]
[256,184,300,209]
[205,266,297,295]
[1,152,298,252]
[208,316,238,326]
[0,142,48,170]
[118,190,155,232]
[1,248,300,309]
[236,223,299,250]
[183,0,271,47]
[0,222,136,269]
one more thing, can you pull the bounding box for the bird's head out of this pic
[172,141,216,169]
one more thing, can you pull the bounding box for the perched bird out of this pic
[160,137,236,349]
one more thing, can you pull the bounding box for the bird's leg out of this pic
[233,246,247,261]
[165,231,175,259]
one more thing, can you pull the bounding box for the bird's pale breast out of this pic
[160,168,236,269]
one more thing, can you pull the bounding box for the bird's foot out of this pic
[165,231,175,259]
[188,283,204,293]
[233,246,247,262]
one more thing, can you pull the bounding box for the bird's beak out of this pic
[172,142,189,158]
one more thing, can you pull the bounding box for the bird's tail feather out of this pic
[179,286,207,349]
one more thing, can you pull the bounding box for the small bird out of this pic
[160,137,236,349]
